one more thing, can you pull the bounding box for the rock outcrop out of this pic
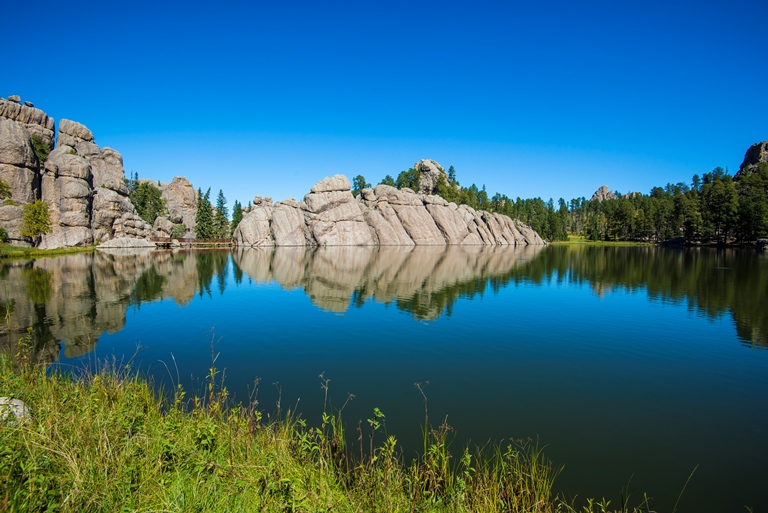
[735,141,768,180]
[590,185,617,202]
[146,177,197,237]
[0,98,157,247]
[234,173,545,247]
[0,97,55,147]
[415,159,449,194]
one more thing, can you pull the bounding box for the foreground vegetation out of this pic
[0,243,95,260]
[0,351,661,513]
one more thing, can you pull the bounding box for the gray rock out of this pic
[591,185,616,202]
[0,118,39,208]
[7,96,20,103]
[97,237,156,248]
[272,202,310,246]
[0,99,55,147]
[233,174,545,247]
[232,205,275,247]
[23,101,33,108]
[735,141,768,180]
[0,397,31,425]
[310,174,351,193]
[415,159,449,194]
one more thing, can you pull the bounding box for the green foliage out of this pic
[395,168,420,191]
[0,226,6,243]
[230,200,243,234]
[30,136,50,165]
[171,223,187,239]
[0,355,601,513]
[379,174,396,187]
[351,175,371,197]
[213,189,229,238]
[195,188,214,239]
[0,178,11,200]
[20,200,52,243]
[130,181,167,226]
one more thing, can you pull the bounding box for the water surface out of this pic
[1,245,766,512]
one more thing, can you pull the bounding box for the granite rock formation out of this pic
[145,177,197,237]
[735,141,768,179]
[590,185,617,202]
[234,173,545,247]
[0,97,163,247]
[415,159,450,194]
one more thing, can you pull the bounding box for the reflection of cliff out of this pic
[233,245,545,319]
[520,246,768,348]
[0,249,215,365]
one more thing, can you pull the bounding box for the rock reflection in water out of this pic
[232,245,544,317]
[1,245,765,367]
[0,249,211,365]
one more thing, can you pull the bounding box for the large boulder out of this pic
[303,175,374,246]
[415,159,449,194]
[233,204,275,247]
[158,177,197,235]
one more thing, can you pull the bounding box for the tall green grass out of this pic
[0,350,656,512]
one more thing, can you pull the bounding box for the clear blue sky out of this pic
[5,0,766,208]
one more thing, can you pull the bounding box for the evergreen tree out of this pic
[130,181,166,225]
[213,189,229,238]
[395,168,420,191]
[379,175,396,187]
[231,200,243,234]
[351,175,371,197]
[195,188,214,239]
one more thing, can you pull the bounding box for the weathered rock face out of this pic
[0,98,55,147]
[235,173,545,247]
[150,177,197,236]
[0,103,160,247]
[0,117,40,204]
[735,141,768,180]
[415,159,449,194]
[591,185,617,202]
[303,175,374,246]
[39,146,94,249]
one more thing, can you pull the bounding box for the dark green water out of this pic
[1,245,766,512]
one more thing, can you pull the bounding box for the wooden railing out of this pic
[150,237,232,245]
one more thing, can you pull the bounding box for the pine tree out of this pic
[213,189,229,238]
[231,200,243,234]
[195,188,214,239]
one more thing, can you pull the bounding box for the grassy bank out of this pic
[0,354,654,513]
[0,244,95,260]
[550,235,656,246]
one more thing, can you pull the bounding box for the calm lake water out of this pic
[1,245,767,512]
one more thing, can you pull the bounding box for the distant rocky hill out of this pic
[735,141,768,180]
[233,173,545,247]
[0,95,196,247]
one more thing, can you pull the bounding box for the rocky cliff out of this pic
[735,141,768,179]
[0,96,197,247]
[234,174,545,246]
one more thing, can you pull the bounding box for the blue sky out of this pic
[5,0,766,208]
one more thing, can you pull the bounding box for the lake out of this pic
[1,245,766,512]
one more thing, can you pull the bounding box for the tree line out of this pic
[352,160,768,243]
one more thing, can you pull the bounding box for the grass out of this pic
[550,235,655,246]
[0,243,96,260]
[0,346,658,513]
